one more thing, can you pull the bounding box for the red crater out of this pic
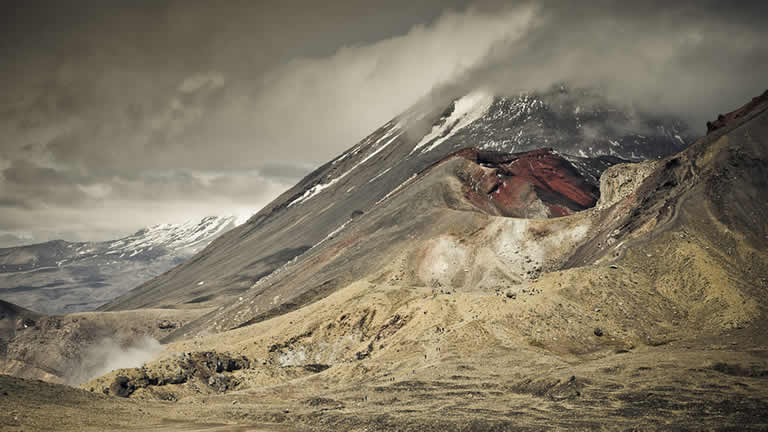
[452,148,602,218]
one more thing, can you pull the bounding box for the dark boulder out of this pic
[207,373,237,392]
[158,320,176,329]
[109,375,135,398]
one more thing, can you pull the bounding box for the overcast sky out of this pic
[0,1,766,246]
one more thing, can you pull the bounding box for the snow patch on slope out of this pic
[369,167,392,183]
[410,91,495,155]
[287,177,343,208]
[314,218,353,249]
[354,127,400,168]
[289,124,402,207]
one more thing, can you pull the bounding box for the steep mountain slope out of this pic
[0,216,236,314]
[103,86,691,313]
[66,90,768,431]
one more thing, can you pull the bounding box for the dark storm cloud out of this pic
[0,0,766,244]
[1,159,95,206]
[256,163,314,184]
[0,197,32,209]
[2,159,80,185]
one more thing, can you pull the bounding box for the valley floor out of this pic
[3,289,768,431]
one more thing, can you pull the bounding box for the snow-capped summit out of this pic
[402,86,689,161]
[105,215,237,257]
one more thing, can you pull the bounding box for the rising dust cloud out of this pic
[68,336,163,385]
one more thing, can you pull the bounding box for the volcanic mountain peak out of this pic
[277,86,690,220]
[101,85,692,316]
[400,86,691,162]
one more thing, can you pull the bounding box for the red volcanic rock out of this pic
[707,89,768,134]
[448,148,602,218]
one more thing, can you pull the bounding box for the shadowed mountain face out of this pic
[101,86,692,322]
[0,216,236,314]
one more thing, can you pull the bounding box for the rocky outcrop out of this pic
[595,160,660,210]
[707,89,768,134]
[90,351,250,398]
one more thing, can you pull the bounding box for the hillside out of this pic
[0,298,207,384]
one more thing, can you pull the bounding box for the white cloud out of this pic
[178,72,226,93]
[77,183,113,199]
[245,5,536,163]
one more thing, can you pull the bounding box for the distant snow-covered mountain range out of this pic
[0,216,237,314]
